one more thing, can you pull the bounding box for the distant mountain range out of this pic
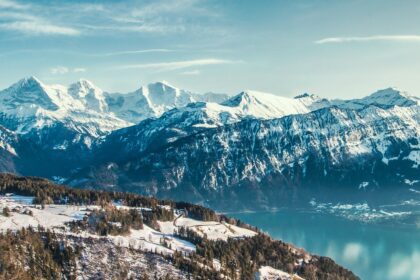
[0,77,418,209]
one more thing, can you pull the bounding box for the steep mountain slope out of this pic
[332,87,419,109]
[68,79,109,113]
[94,90,327,163]
[294,93,332,111]
[0,77,130,177]
[221,90,311,118]
[0,77,229,138]
[294,87,420,111]
[105,81,230,124]
[0,76,128,136]
[1,76,418,210]
[0,77,228,177]
[70,103,419,209]
[0,126,19,172]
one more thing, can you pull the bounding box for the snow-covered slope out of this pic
[0,126,18,156]
[0,77,230,177]
[257,266,305,280]
[0,76,129,136]
[0,126,19,172]
[94,90,330,161]
[222,90,310,119]
[0,77,229,137]
[68,79,108,113]
[332,87,419,109]
[161,89,318,127]
[1,76,419,210]
[74,102,419,209]
[294,93,332,111]
[1,186,358,280]
[294,87,419,111]
[93,86,420,166]
[105,81,229,124]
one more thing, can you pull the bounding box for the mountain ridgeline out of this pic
[0,77,418,210]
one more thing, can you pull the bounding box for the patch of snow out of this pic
[358,181,369,190]
[405,150,420,168]
[310,201,412,223]
[404,179,419,186]
[0,197,87,231]
[256,266,304,280]
[174,216,256,241]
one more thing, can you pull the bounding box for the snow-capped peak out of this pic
[1,76,60,111]
[0,77,129,136]
[103,81,229,124]
[68,79,108,112]
[293,92,332,111]
[362,87,418,107]
[222,90,310,119]
[10,76,44,92]
[137,81,194,116]
[71,79,98,91]
[333,87,419,110]
[19,75,42,85]
[142,81,180,96]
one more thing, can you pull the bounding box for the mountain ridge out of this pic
[0,76,418,209]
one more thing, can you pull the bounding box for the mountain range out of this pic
[0,76,418,209]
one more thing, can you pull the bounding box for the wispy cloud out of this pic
[0,1,80,36]
[100,49,172,56]
[131,0,201,18]
[50,66,69,75]
[80,22,183,34]
[179,69,201,75]
[0,0,28,10]
[51,66,86,75]
[107,0,220,35]
[117,58,240,72]
[73,68,87,73]
[0,21,80,36]
[0,0,223,37]
[315,35,420,44]
[0,48,174,58]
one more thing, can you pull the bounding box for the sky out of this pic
[1,0,420,98]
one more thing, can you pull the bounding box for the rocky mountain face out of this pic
[71,104,419,209]
[0,77,418,209]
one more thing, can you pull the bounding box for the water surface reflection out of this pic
[231,210,420,280]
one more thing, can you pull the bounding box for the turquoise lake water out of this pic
[231,209,420,280]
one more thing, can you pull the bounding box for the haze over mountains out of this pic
[0,77,418,209]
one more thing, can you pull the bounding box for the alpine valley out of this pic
[0,76,419,211]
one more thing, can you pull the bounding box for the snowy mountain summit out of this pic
[68,79,108,113]
[0,77,229,137]
[222,90,310,118]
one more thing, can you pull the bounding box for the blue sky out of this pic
[1,0,420,98]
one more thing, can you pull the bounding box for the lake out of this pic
[231,208,420,280]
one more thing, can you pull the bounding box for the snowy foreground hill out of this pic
[0,174,357,280]
[0,77,419,209]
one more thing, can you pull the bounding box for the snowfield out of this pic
[0,194,269,279]
[256,266,305,280]
[170,216,256,241]
[0,194,255,258]
[0,195,86,230]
